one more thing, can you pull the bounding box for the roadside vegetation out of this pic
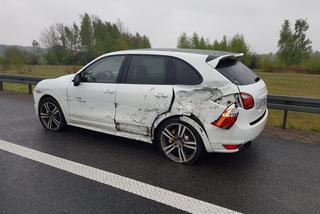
[0,13,150,70]
[256,71,320,132]
[177,19,320,74]
[256,71,320,98]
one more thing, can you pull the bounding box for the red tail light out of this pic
[240,92,254,110]
[211,104,239,129]
[223,144,242,150]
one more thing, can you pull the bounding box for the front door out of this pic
[115,55,173,136]
[67,55,125,131]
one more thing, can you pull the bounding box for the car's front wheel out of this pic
[38,97,66,131]
[157,119,205,164]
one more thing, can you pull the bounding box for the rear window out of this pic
[215,59,259,85]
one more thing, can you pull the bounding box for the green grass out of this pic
[3,82,35,93]
[256,71,320,98]
[267,109,320,132]
[256,71,320,132]
[1,66,320,132]
[0,65,82,93]
[0,65,82,78]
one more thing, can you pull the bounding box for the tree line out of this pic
[177,32,255,67]
[0,13,151,70]
[177,18,319,73]
[41,13,150,65]
[0,43,41,72]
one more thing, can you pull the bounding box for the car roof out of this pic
[105,48,239,61]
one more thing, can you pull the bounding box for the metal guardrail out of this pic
[0,74,319,129]
[0,74,45,94]
[267,95,320,128]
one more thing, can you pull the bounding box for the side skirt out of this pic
[67,122,153,144]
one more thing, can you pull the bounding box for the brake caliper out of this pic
[168,129,176,144]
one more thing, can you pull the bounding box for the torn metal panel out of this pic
[170,81,238,124]
[152,81,239,138]
[114,84,173,136]
[213,94,239,107]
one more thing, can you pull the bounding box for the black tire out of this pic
[156,118,205,164]
[38,96,66,131]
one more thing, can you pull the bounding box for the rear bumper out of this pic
[205,109,268,153]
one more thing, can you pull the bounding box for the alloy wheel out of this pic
[39,101,62,131]
[160,123,198,163]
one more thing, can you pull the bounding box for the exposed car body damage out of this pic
[150,81,240,152]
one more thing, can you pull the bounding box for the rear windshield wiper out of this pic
[254,77,261,82]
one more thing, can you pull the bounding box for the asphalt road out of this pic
[0,91,320,214]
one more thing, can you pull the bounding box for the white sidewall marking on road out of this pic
[0,139,240,214]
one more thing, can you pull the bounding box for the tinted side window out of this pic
[126,55,169,84]
[215,59,259,85]
[82,56,125,83]
[171,58,202,85]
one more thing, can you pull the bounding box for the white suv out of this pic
[33,49,268,164]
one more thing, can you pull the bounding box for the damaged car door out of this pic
[115,55,173,136]
[67,55,125,131]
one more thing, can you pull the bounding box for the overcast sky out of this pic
[0,0,319,53]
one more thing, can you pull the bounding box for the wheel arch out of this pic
[38,94,68,122]
[152,113,212,152]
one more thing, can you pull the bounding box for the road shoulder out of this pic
[262,126,320,144]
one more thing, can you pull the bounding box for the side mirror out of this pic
[73,73,81,86]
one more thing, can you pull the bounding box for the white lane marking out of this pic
[0,139,240,214]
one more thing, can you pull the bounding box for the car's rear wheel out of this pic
[38,97,66,131]
[157,119,204,164]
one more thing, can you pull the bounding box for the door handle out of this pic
[154,93,168,98]
[104,89,115,94]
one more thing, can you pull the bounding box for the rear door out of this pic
[115,55,173,136]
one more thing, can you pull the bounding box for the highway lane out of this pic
[1,92,320,213]
[0,149,184,214]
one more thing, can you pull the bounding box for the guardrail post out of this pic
[0,81,3,91]
[28,84,32,94]
[282,110,288,129]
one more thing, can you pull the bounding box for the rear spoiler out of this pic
[206,53,243,68]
